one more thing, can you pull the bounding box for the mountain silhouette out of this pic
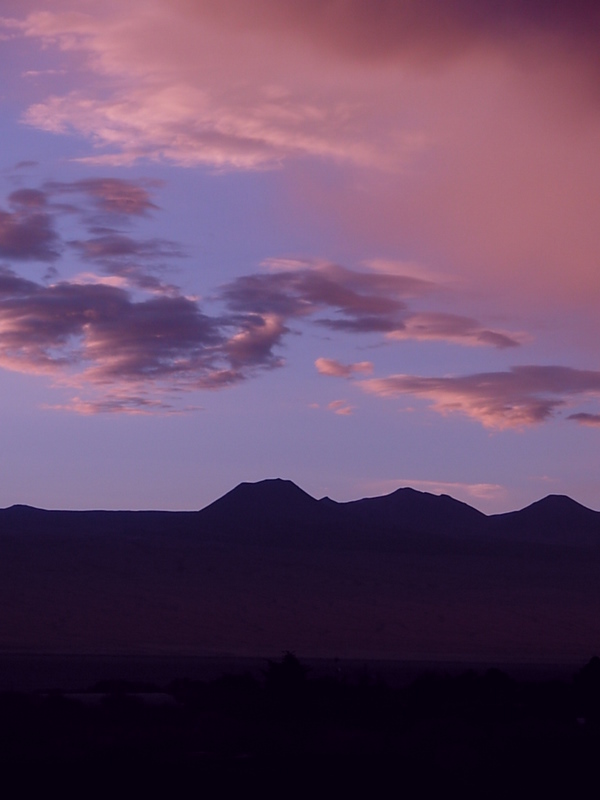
[488,494,600,545]
[207,478,318,512]
[199,478,325,531]
[1,479,600,660]
[336,487,486,537]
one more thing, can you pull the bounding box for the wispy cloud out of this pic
[0,188,59,261]
[46,394,201,416]
[22,69,66,77]
[220,258,428,331]
[220,258,518,347]
[13,161,39,170]
[9,0,599,171]
[387,312,521,348]
[0,174,594,424]
[224,313,287,370]
[361,366,600,429]
[327,399,354,416]
[315,358,373,378]
[567,412,600,427]
[0,263,289,406]
[1,178,183,295]
[46,178,160,216]
[69,232,184,295]
[403,478,506,502]
[5,1,600,317]
[9,6,387,169]
[0,177,301,412]
[192,0,600,64]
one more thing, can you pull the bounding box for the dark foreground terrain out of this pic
[3,653,600,798]
[3,479,600,795]
[2,479,600,660]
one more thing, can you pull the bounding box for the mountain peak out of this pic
[228,478,316,502]
[531,494,590,510]
[488,492,600,542]
[516,494,597,518]
[201,478,319,517]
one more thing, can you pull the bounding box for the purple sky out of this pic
[0,0,599,512]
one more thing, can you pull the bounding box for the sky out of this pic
[0,0,599,513]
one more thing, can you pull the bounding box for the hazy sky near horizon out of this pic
[1,0,599,513]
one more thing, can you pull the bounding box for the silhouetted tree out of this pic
[265,652,309,695]
[264,652,310,735]
[574,656,600,723]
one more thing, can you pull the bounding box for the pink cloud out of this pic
[288,60,600,314]
[46,394,199,416]
[327,399,354,416]
[9,0,598,318]
[0,178,184,296]
[0,267,216,377]
[0,258,290,412]
[11,6,386,169]
[47,178,160,216]
[0,175,560,423]
[361,366,600,429]
[0,6,432,169]
[224,314,287,370]
[0,189,58,261]
[568,413,600,427]
[220,258,520,346]
[72,234,181,261]
[388,312,521,348]
[315,357,373,378]
[220,259,428,331]
[190,0,600,64]
[0,177,334,411]
[0,177,171,267]
[70,232,183,295]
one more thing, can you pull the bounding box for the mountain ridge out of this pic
[4,478,598,518]
[2,477,600,548]
[1,478,600,659]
